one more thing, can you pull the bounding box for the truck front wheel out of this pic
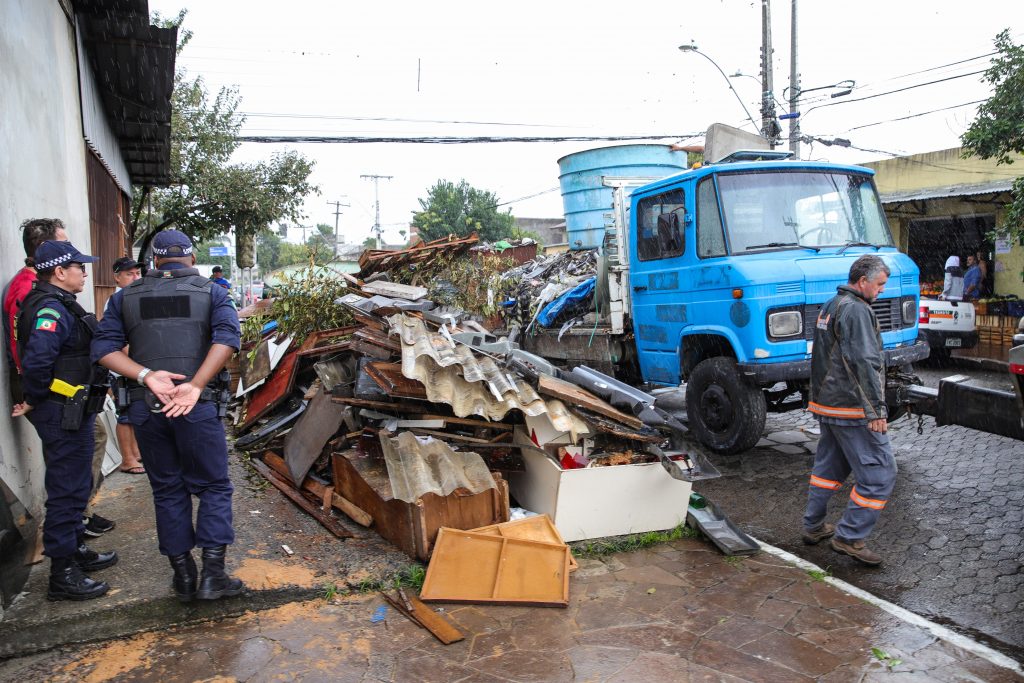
[685,357,767,455]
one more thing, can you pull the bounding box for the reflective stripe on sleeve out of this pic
[810,475,842,491]
[850,487,887,510]
[808,402,867,419]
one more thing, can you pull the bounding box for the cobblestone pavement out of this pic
[2,538,1020,682]
[697,402,1024,664]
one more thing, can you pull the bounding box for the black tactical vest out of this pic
[16,281,99,386]
[120,268,213,380]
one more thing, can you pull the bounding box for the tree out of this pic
[961,29,1024,237]
[362,236,378,249]
[256,230,309,272]
[132,11,318,250]
[411,180,516,242]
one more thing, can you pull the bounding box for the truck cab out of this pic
[627,155,929,453]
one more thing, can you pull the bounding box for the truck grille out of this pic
[802,297,912,340]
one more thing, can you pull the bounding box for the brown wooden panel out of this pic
[536,374,643,429]
[420,528,569,607]
[86,150,126,315]
[470,515,576,571]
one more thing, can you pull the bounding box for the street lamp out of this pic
[678,43,761,134]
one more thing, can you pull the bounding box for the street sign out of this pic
[209,246,229,257]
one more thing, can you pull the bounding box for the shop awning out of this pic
[879,179,1016,205]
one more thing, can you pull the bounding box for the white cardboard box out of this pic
[510,427,692,542]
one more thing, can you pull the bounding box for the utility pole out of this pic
[360,174,393,249]
[760,0,779,148]
[788,0,801,157]
[326,199,349,257]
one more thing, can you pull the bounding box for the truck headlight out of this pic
[902,299,916,325]
[768,310,802,337]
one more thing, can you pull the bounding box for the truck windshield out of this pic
[715,171,894,253]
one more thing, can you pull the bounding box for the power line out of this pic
[844,99,986,132]
[234,134,700,144]
[850,52,996,92]
[494,187,561,208]
[195,110,577,129]
[803,70,987,118]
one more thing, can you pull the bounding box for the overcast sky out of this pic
[148,0,1022,246]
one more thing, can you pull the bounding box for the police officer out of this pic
[13,240,117,601]
[92,230,243,602]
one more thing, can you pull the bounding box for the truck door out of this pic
[630,188,692,384]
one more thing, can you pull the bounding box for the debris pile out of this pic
[229,238,724,611]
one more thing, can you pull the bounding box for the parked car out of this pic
[918,297,978,362]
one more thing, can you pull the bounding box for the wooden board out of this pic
[364,362,429,399]
[263,451,372,527]
[537,374,643,430]
[470,514,577,571]
[403,589,465,644]
[283,388,347,484]
[419,528,569,607]
[239,349,300,431]
[332,450,509,561]
[250,457,353,538]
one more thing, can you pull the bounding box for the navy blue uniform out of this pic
[20,296,93,559]
[91,264,241,556]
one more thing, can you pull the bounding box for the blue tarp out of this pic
[537,277,596,327]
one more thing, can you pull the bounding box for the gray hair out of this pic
[848,254,890,284]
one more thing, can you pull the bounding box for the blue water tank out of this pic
[557,145,688,250]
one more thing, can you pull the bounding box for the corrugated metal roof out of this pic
[879,179,1015,204]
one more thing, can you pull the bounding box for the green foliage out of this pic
[412,179,516,242]
[571,524,698,558]
[347,564,427,594]
[134,11,318,247]
[193,238,232,268]
[870,647,903,669]
[961,29,1024,238]
[388,251,510,316]
[806,567,832,582]
[239,249,352,346]
[256,229,312,272]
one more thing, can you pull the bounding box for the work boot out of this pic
[48,556,109,601]
[830,537,883,566]
[168,551,198,602]
[802,522,835,545]
[73,543,119,572]
[195,545,245,601]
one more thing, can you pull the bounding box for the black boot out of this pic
[168,551,198,602]
[48,556,109,601]
[73,543,118,572]
[195,545,244,601]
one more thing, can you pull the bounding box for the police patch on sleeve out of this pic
[37,307,61,320]
[35,318,58,333]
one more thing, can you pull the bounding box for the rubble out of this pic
[227,242,725,604]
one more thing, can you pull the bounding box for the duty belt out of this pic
[127,386,219,404]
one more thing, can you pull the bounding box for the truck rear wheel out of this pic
[685,357,767,455]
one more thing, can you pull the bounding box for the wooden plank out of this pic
[418,414,512,431]
[419,528,569,607]
[239,350,300,431]
[283,388,348,484]
[408,428,492,444]
[470,514,577,571]
[403,589,465,644]
[330,397,429,412]
[364,362,429,399]
[250,458,353,538]
[537,374,643,430]
[572,407,662,442]
[263,451,373,527]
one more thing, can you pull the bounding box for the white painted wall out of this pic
[0,0,99,516]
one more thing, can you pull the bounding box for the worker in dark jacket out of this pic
[91,230,243,602]
[12,240,117,600]
[802,254,896,566]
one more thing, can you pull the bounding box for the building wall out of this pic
[862,149,1023,298]
[0,0,98,516]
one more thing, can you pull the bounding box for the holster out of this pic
[60,393,87,431]
[114,376,131,414]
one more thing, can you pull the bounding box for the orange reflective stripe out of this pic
[810,475,842,490]
[808,402,867,419]
[850,487,887,510]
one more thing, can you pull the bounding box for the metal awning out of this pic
[879,179,1016,205]
[75,1,177,186]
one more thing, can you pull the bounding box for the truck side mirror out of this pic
[657,213,684,255]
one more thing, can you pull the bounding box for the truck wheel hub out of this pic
[700,386,734,431]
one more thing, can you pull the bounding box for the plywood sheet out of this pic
[537,374,643,429]
[470,515,577,571]
[283,389,347,484]
[420,528,569,607]
[240,349,300,431]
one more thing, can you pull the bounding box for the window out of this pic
[696,178,726,258]
[636,190,685,261]
[715,171,895,254]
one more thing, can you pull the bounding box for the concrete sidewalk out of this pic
[0,451,412,659]
[2,536,1021,682]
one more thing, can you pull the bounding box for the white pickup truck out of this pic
[918,298,978,362]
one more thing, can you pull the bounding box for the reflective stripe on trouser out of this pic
[803,420,897,542]
[130,402,235,556]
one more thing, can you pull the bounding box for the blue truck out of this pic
[527,129,931,454]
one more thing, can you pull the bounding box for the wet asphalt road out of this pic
[687,360,1024,664]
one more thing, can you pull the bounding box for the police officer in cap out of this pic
[13,240,117,601]
[92,229,243,602]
